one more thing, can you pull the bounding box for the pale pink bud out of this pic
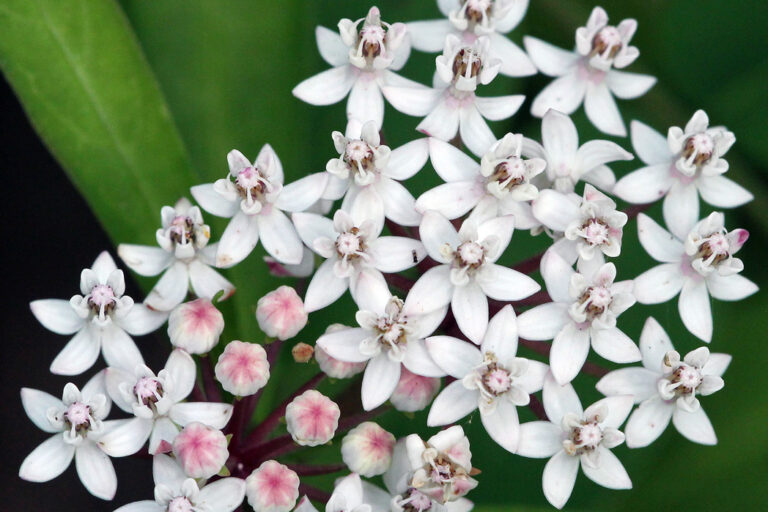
[256,286,308,340]
[168,298,224,354]
[214,340,270,396]
[172,422,229,479]
[285,389,340,447]
[341,421,396,477]
[390,367,441,412]
[245,460,300,512]
[315,324,366,378]
[292,342,314,363]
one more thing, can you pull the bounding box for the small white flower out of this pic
[427,305,549,452]
[522,109,633,193]
[517,372,634,509]
[19,372,118,500]
[597,317,731,447]
[118,198,235,311]
[517,251,639,384]
[383,34,525,157]
[614,112,750,241]
[30,251,166,375]
[632,212,757,342]
[293,7,411,130]
[99,349,233,456]
[411,210,539,343]
[292,208,426,313]
[524,7,656,136]
[114,454,246,512]
[408,0,536,77]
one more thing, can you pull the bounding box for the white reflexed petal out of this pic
[169,402,233,429]
[317,328,369,363]
[349,267,391,313]
[21,388,63,433]
[113,502,163,512]
[530,72,586,117]
[613,164,672,204]
[276,173,329,213]
[517,421,563,458]
[101,324,144,372]
[489,32,535,77]
[216,212,260,268]
[663,182,699,241]
[679,278,712,342]
[257,208,304,265]
[385,138,429,180]
[474,94,525,121]
[577,140,632,173]
[702,353,732,378]
[452,282,489,344]
[188,260,235,302]
[591,327,641,364]
[585,82,626,137]
[117,244,172,277]
[30,299,83,335]
[633,263,684,304]
[416,181,484,220]
[581,446,632,489]
[403,265,453,316]
[672,406,717,445]
[596,368,658,403]
[605,70,656,99]
[190,184,238,218]
[581,165,616,192]
[542,109,578,165]
[543,372,582,424]
[481,400,520,453]
[197,477,247,511]
[587,395,634,429]
[292,212,336,251]
[377,177,422,227]
[419,211,460,262]
[515,360,549,394]
[97,417,153,457]
[637,213,684,263]
[303,259,348,313]
[417,97,460,141]
[550,323,591,384]
[145,262,189,311]
[165,349,196,403]
[19,434,74,482]
[630,120,670,165]
[697,175,754,208]
[706,273,758,301]
[315,25,348,67]
[348,75,385,130]
[426,336,482,379]
[292,65,355,105]
[361,354,401,410]
[402,339,445,378]
[542,450,579,509]
[50,326,100,376]
[427,381,478,426]
[428,137,479,182]
[477,264,540,301]
[149,417,179,455]
[517,303,569,341]
[481,305,518,361]
[117,304,168,336]
[369,237,425,273]
[349,185,385,235]
[382,85,442,117]
[540,250,575,304]
[406,20,453,52]
[532,189,580,232]
[75,441,117,500]
[625,396,673,448]
[639,317,675,372]
[523,36,579,77]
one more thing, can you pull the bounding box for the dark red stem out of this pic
[299,483,332,504]
[528,393,548,421]
[201,354,221,403]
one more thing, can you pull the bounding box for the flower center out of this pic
[169,216,196,245]
[482,365,512,395]
[582,218,610,246]
[489,159,526,191]
[452,48,482,80]
[462,0,493,23]
[167,497,194,512]
[234,166,273,201]
[669,363,703,396]
[578,286,612,319]
[400,488,433,511]
[343,139,376,174]
[695,232,730,266]
[567,421,604,454]
[591,26,623,59]
[88,284,116,313]
[456,241,485,267]
[134,377,164,407]
[358,25,386,59]
[64,402,92,432]
[682,133,715,167]
[335,230,364,257]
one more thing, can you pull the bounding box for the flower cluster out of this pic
[19,2,756,511]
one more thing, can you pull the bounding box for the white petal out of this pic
[542,109,578,164]
[516,360,550,394]
[540,250,575,303]
[585,82,626,137]
[613,164,673,204]
[406,19,453,52]
[481,400,520,453]
[581,165,616,191]
[416,181,484,220]
[97,417,153,457]
[377,177,422,226]
[382,85,443,117]
[385,138,429,180]
[403,339,445,377]
[169,402,233,429]
[292,212,336,250]
[75,441,117,500]
[596,368,658,403]
[550,323,591,384]
[697,175,754,208]
[349,267,391,314]
[304,258,348,312]
[477,215,515,259]
[349,184,385,235]
[361,354,401,410]
[190,183,238,218]
[417,97,461,141]
[581,446,632,489]
[702,353,732,378]
[591,327,641,364]
[489,32,535,77]
[19,434,74,482]
[474,94,525,121]
[427,381,478,426]
[30,299,83,335]
[542,450,579,509]
[101,324,144,372]
[425,335,483,378]
[672,406,717,445]
[517,303,569,341]
[530,72,586,118]
[543,371,582,424]
[637,213,684,263]
[419,211,460,262]
[452,282,489,344]
[113,502,163,512]
[517,421,563,458]
[605,70,656,99]
[50,326,101,376]
[523,36,579,77]
[403,265,453,316]
[638,317,675,372]
[276,173,329,213]
[188,260,235,302]
[679,278,712,342]
[117,304,167,336]
[257,208,304,265]
[105,367,134,413]
[117,244,172,277]
[21,388,63,433]
[477,264,540,301]
[216,211,260,268]
[348,75,384,129]
[706,272,757,301]
[633,263,684,304]
[166,348,197,403]
[198,477,247,511]
[577,140,632,173]
[663,182,699,241]
[586,395,634,429]
[428,137,479,182]
[315,25,348,67]
[532,189,580,233]
[459,105,497,157]
[369,237,425,273]
[630,120,670,165]
[145,262,189,311]
[625,396,673,448]
[148,417,179,455]
[317,327,369,363]
[292,66,355,105]
[481,305,518,361]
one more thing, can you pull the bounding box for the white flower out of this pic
[292,209,426,313]
[114,454,245,512]
[292,7,411,130]
[408,0,536,77]
[427,305,549,452]
[533,184,628,264]
[597,317,731,447]
[324,119,428,230]
[191,146,325,268]
[98,349,233,456]
[517,372,633,509]
[416,134,545,229]
[30,251,166,375]
[517,251,639,384]
[411,210,539,343]
[614,112,750,241]
[317,289,447,411]
[314,473,391,512]
[383,34,524,157]
[19,372,118,500]
[524,7,656,136]
[632,212,757,342]
[522,109,633,193]
[118,198,235,311]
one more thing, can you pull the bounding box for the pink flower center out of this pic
[583,218,610,246]
[89,284,116,308]
[64,402,91,430]
[134,377,163,406]
[591,26,623,59]
[457,241,485,266]
[683,133,714,166]
[482,367,512,395]
[670,364,703,395]
[169,216,195,245]
[572,422,604,450]
[336,231,363,256]
[167,497,194,512]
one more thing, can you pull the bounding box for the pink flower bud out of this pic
[168,298,224,354]
[341,421,396,477]
[215,340,270,396]
[314,324,366,378]
[285,389,340,447]
[390,367,441,412]
[256,286,308,340]
[245,460,300,512]
[172,422,229,479]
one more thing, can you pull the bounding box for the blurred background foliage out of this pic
[1,0,766,509]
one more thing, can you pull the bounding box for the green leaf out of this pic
[0,0,197,246]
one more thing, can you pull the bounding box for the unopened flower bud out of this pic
[341,421,395,477]
[285,389,340,447]
[215,340,270,396]
[167,298,224,354]
[246,460,300,512]
[256,286,308,340]
[390,368,441,412]
[172,422,229,479]
[292,342,314,363]
[315,324,366,378]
